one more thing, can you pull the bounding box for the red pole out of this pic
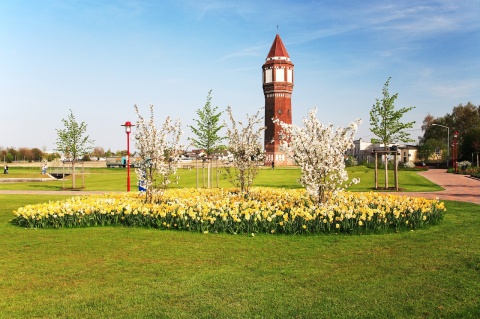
[453,132,459,173]
[454,140,458,173]
[455,141,457,173]
[122,121,134,192]
[127,130,131,192]
[455,140,457,173]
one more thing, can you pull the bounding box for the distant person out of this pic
[4,165,8,174]
[271,161,275,169]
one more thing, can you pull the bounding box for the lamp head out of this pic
[121,121,135,133]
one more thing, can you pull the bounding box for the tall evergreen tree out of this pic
[189,90,225,156]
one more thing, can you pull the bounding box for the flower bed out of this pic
[12,188,445,234]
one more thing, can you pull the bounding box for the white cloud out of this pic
[218,45,264,61]
[428,80,480,100]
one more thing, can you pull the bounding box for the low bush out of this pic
[466,166,480,178]
[403,161,416,168]
[448,165,480,176]
[345,156,358,167]
[365,163,427,171]
[458,161,471,171]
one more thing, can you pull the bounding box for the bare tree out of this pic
[92,147,105,160]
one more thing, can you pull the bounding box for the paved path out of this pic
[403,169,480,205]
[0,169,478,204]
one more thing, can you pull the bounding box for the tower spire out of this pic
[266,33,290,59]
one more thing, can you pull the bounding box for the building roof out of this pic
[266,34,290,59]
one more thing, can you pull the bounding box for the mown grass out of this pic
[0,166,46,178]
[0,165,443,192]
[0,195,479,318]
[0,165,465,317]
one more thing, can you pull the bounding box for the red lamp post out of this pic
[453,131,459,173]
[121,121,135,191]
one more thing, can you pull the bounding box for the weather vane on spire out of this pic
[276,25,279,34]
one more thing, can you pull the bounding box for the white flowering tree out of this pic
[274,108,361,204]
[134,104,183,203]
[224,106,266,194]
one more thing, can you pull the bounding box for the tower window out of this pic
[287,69,293,83]
[278,110,282,114]
[265,69,273,83]
[275,68,285,82]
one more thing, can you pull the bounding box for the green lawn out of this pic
[0,165,475,318]
[0,166,46,178]
[0,165,443,192]
[0,195,479,318]
[346,166,444,192]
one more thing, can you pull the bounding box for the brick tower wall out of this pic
[262,34,294,166]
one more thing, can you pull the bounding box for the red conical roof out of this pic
[266,34,290,59]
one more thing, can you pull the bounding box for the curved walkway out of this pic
[403,169,480,205]
[0,169,478,204]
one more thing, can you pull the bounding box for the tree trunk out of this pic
[394,152,398,190]
[82,161,85,188]
[72,161,76,189]
[384,154,388,189]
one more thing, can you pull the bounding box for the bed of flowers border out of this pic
[12,188,446,235]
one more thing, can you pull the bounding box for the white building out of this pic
[347,138,418,164]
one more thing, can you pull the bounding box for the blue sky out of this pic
[1,0,479,152]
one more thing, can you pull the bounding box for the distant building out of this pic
[347,138,418,164]
[398,145,418,164]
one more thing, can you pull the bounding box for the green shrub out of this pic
[6,153,14,163]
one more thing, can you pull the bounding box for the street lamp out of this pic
[453,131,459,173]
[432,123,450,167]
[121,121,135,191]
